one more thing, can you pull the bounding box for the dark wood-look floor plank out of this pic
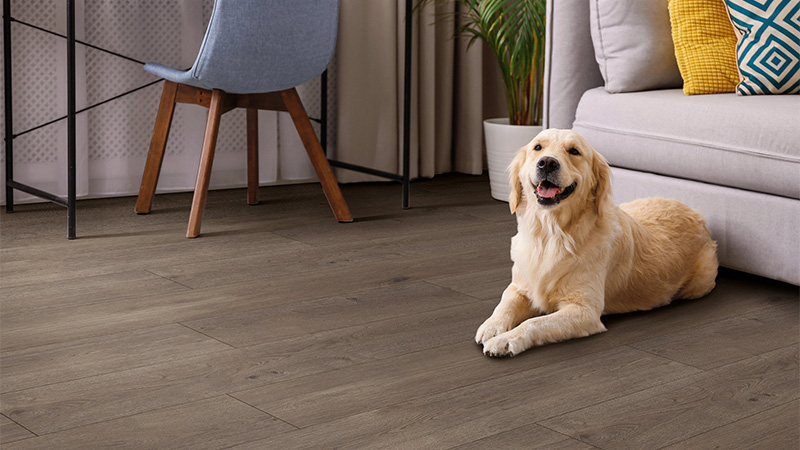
[450,424,594,450]
[1,396,295,450]
[540,345,800,450]
[427,267,511,300]
[227,347,699,450]
[0,298,492,435]
[0,415,34,445]
[661,399,800,450]
[631,300,799,370]
[1,324,231,394]
[182,281,478,347]
[1,269,189,315]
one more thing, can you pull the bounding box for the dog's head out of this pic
[508,129,611,218]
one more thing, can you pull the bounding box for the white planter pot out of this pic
[483,119,543,202]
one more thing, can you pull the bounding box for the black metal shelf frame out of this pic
[3,0,413,239]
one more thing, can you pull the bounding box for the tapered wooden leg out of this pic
[246,108,259,205]
[280,88,353,223]
[135,80,178,214]
[187,89,225,238]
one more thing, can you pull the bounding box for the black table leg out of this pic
[4,0,13,212]
[402,0,412,209]
[67,0,76,239]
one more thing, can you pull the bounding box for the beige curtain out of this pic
[334,0,507,183]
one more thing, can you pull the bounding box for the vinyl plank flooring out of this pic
[182,281,478,347]
[2,175,797,449]
[427,267,511,300]
[661,399,800,450]
[0,246,508,352]
[0,299,493,435]
[0,415,34,445]
[1,229,309,288]
[0,324,232,393]
[1,396,294,450]
[450,424,594,450]
[540,345,800,450]
[631,300,799,370]
[0,269,189,315]
[145,221,511,290]
[226,347,699,450]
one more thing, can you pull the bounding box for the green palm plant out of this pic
[418,0,547,126]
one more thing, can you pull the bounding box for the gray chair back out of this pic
[191,0,339,94]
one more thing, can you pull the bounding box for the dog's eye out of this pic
[533,144,542,151]
[568,148,580,156]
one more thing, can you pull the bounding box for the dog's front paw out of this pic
[475,317,512,345]
[482,332,527,357]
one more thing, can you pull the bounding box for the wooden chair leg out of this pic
[280,88,353,223]
[246,108,259,205]
[135,80,178,214]
[187,89,225,238]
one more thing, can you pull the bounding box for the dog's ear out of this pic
[508,148,527,214]
[591,149,613,218]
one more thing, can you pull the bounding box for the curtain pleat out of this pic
[334,0,506,183]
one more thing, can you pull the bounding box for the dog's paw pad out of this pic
[475,318,511,345]
[482,334,523,357]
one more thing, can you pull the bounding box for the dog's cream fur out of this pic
[477,129,718,357]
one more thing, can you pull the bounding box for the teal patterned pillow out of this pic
[724,0,800,95]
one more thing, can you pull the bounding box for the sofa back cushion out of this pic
[589,0,683,93]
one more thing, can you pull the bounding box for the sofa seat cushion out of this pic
[573,88,800,199]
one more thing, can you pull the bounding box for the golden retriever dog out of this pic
[477,129,718,357]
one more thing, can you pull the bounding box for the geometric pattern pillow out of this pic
[724,0,800,95]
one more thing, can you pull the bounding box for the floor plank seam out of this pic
[176,322,238,349]
[143,268,196,290]
[532,422,605,450]
[421,279,504,303]
[1,412,39,439]
[225,394,301,431]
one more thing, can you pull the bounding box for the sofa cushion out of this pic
[573,87,800,199]
[589,0,683,93]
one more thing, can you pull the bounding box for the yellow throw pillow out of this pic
[668,0,739,95]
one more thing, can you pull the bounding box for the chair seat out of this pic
[144,63,211,91]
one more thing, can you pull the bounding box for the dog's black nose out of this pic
[537,156,560,173]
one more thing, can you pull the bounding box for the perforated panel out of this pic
[1,0,335,203]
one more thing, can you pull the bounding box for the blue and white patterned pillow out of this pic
[724,0,800,95]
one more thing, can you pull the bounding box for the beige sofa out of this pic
[543,0,800,285]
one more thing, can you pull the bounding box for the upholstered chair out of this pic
[135,0,352,238]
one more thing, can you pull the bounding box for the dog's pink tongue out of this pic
[537,184,561,198]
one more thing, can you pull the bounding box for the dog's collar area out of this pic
[535,181,577,206]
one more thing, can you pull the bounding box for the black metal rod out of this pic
[7,181,68,207]
[13,78,163,139]
[4,0,14,212]
[67,0,76,239]
[11,17,146,66]
[328,159,403,181]
[402,0,412,209]
[321,69,327,154]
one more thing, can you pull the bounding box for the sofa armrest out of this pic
[543,0,604,129]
